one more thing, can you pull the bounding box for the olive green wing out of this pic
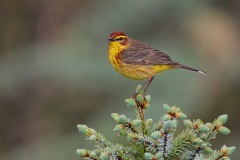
[121,40,178,66]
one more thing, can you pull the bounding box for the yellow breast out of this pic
[108,43,173,80]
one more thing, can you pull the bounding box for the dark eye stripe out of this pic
[115,37,123,41]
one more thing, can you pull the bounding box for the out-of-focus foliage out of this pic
[0,0,239,160]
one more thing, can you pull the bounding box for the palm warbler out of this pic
[108,32,206,94]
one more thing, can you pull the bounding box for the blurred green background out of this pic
[0,0,239,159]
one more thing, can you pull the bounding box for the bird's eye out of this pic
[118,37,123,41]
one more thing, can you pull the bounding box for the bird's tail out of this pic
[177,64,207,75]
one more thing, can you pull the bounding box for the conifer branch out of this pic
[76,85,236,160]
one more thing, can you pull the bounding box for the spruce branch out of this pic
[76,85,235,160]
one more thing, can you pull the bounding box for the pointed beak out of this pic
[108,38,114,42]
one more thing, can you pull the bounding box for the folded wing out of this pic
[121,40,178,66]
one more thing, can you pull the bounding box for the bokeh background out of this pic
[0,0,239,159]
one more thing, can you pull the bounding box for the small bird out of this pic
[108,31,206,95]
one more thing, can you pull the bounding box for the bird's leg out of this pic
[142,76,154,94]
[133,76,154,98]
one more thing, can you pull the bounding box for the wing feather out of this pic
[121,39,178,66]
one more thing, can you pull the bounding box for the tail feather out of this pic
[177,64,207,75]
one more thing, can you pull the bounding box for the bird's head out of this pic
[108,32,129,49]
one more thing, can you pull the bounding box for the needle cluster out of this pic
[76,85,235,160]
